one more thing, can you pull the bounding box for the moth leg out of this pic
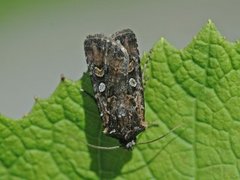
[80,88,95,101]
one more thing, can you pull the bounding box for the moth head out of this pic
[119,138,136,150]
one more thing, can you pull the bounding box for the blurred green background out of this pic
[1,0,240,118]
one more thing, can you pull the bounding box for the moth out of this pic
[84,29,177,150]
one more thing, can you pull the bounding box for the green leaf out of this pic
[1,20,240,179]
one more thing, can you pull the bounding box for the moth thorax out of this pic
[129,78,137,87]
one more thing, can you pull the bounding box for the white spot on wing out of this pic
[99,82,106,92]
[129,78,137,87]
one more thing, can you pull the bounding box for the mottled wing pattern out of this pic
[84,34,110,129]
[111,29,146,146]
[84,29,146,149]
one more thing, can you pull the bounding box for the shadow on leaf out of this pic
[81,73,132,179]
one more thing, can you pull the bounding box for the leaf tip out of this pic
[206,19,217,31]
[160,37,165,43]
[60,74,66,82]
[23,113,29,118]
[34,96,39,102]
[207,19,213,24]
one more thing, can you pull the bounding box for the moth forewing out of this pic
[104,39,138,148]
[84,35,110,128]
[112,30,146,135]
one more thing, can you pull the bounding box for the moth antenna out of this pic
[85,142,120,150]
[136,124,182,146]
[68,134,120,150]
